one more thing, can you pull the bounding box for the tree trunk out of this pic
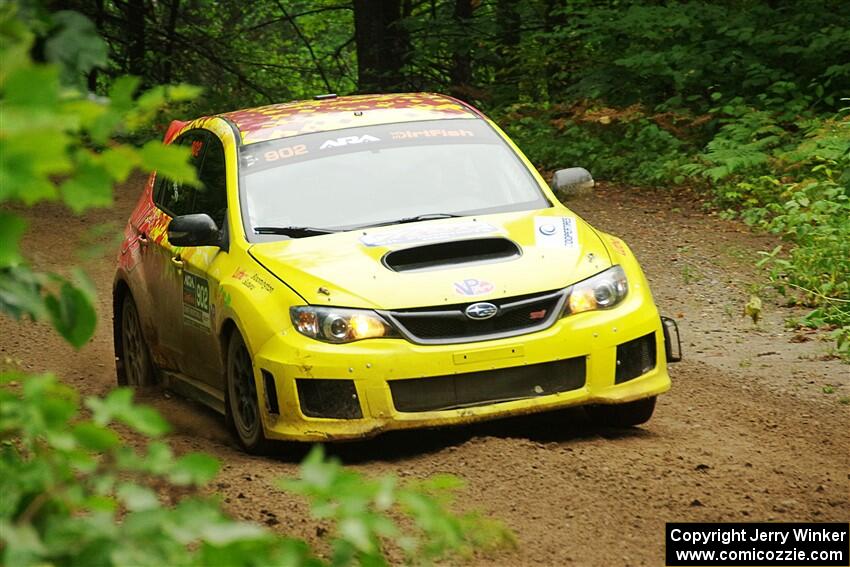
[87,0,104,91]
[161,0,180,84]
[543,0,566,101]
[352,0,407,92]
[124,0,146,78]
[449,0,473,98]
[494,0,520,101]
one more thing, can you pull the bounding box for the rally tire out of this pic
[586,396,656,427]
[119,294,155,387]
[225,330,273,454]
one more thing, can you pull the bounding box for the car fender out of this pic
[212,253,305,360]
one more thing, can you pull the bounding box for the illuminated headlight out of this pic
[290,307,398,343]
[564,265,628,315]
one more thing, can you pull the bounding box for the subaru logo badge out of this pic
[465,302,498,320]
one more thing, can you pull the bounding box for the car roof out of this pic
[219,93,480,145]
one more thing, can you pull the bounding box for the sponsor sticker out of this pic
[534,216,579,249]
[454,278,495,297]
[610,237,628,256]
[182,272,210,331]
[360,222,499,248]
[320,134,380,150]
[232,268,273,293]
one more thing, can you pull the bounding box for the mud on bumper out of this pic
[250,305,677,442]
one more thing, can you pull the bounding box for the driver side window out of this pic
[192,135,228,227]
[155,131,206,217]
[153,130,228,229]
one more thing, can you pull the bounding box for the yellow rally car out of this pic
[113,93,680,452]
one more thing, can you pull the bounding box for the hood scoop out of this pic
[382,237,521,273]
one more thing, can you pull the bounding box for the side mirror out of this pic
[168,214,222,247]
[550,167,594,200]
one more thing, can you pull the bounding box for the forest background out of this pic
[59,0,849,351]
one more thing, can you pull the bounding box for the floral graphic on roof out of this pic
[220,93,477,145]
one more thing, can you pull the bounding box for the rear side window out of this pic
[154,130,228,227]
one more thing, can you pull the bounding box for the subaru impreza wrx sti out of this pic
[113,93,680,452]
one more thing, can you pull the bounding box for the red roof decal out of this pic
[220,93,477,145]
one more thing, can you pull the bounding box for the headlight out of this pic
[564,265,628,315]
[290,306,398,343]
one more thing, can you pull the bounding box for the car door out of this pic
[132,130,207,370]
[177,132,229,389]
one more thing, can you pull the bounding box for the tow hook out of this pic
[661,316,682,362]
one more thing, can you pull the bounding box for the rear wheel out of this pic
[586,396,656,427]
[119,294,155,387]
[226,330,272,453]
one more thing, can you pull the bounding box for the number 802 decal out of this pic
[264,144,307,162]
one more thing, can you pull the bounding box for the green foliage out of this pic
[1,373,501,566]
[0,373,310,566]
[284,449,513,565]
[692,109,850,358]
[499,103,686,184]
[2,8,506,567]
[0,5,197,346]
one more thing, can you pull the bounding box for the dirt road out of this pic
[2,180,848,566]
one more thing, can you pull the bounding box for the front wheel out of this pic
[586,396,656,427]
[226,330,272,453]
[119,294,155,387]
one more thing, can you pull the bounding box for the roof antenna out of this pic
[313,93,337,100]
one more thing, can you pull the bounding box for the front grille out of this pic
[296,379,363,419]
[389,357,586,413]
[615,332,657,384]
[382,289,565,344]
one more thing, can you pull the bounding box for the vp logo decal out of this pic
[320,134,380,149]
[454,278,495,297]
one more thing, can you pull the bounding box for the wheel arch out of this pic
[219,317,239,359]
[113,277,132,384]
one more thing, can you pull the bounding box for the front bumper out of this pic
[251,287,673,442]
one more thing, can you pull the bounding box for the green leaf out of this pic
[199,522,267,546]
[109,76,142,113]
[72,422,119,450]
[60,158,114,213]
[170,453,220,486]
[0,131,69,204]
[117,483,161,511]
[0,213,26,267]
[44,11,108,88]
[0,266,47,321]
[3,64,60,108]
[138,141,199,185]
[339,517,376,553]
[0,522,47,567]
[167,84,204,101]
[44,279,97,348]
[99,146,141,182]
[87,389,171,437]
[120,404,170,437]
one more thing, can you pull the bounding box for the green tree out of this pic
[0,7,511,566]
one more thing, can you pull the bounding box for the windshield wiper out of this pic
[253,226,338,237]
[364,213,463,228]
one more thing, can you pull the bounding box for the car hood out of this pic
[248,208,612,309]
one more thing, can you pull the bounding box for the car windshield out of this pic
[238,118,549,238]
